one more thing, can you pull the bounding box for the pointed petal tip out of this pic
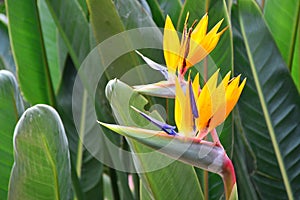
[98,121,114,130]
[239,77,247,88]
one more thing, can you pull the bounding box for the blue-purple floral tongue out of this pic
[131,106,177,135]
[189,81,199,118]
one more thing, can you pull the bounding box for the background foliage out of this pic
[0,0,299,199]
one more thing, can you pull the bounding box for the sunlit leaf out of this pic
[264,0,300,69]
[8,104,72,200]
[0,70,24,199]
[38,0,65,93]
[6,0,55,105]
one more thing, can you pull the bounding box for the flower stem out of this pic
[221,155,236,200]
[204,170,209,200]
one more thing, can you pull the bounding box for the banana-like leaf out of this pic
[104,78,208,199]
[56,57,102,199]
[291,31,299,92]
[236,0,300,198]
[0,17,15,73]
[114,0,158,29]
[264,0,300,69]
[86,1,142,199]
[113,0,165,68]
[44,0,90,68]
[44,0,105,198]
[6,0,55,105]
[264,0,300,92]
[76,0,88,16]
[231,6,258,200]
[38,0,63,93]
[8,104,72,200]
[157,0,182,25]
[0,70,24,199]
[144,0,165,27]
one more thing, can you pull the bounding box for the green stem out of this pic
[109,168,120,200]
[70,159,85,200]
[76,89,88,177]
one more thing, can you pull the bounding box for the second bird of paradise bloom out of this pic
[134,70,246,146]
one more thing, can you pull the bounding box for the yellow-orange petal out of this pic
[175,77,195,136]
[208,75,246,130]
[225,77,246,118]
[163,15,181,73]
[192,13,208,44]
[192,73,200,98]
[196,70,220,130]
[187,19,227,66]
[175,78,185,131]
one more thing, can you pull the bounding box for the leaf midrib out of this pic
[287,4,300,69]
[41,134,60,200]
[239,2,293,199]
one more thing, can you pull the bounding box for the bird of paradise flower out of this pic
[100,13,245,200]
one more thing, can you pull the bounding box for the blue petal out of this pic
[131,106,177,135]
[189,81,199,118]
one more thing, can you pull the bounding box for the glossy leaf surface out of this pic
[9,104,72,200]
[6,0,55,105]
[236,0,300,198]
[0,70,24,199]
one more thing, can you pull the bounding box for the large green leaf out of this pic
[113,0,165,69]
[0,16,15,73]
[104,79,205,199]
[291,28,300,92]
[115,0,158,29]
[144,0,165,27]
[235,0,300,198]
[157,0,182,25]
[38,0,64,93]
[56,57,103,199]
[0,70,24,199]
[44,0,90,68]
[86,1,140,199]
[44,1,105,198]
[264,0,300,92]
[231,6,258,200]
[8,104,72,199]
[264,0,300,70]
[87,0,144,79]
[145,0,182,28]
[6,0,55,105]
